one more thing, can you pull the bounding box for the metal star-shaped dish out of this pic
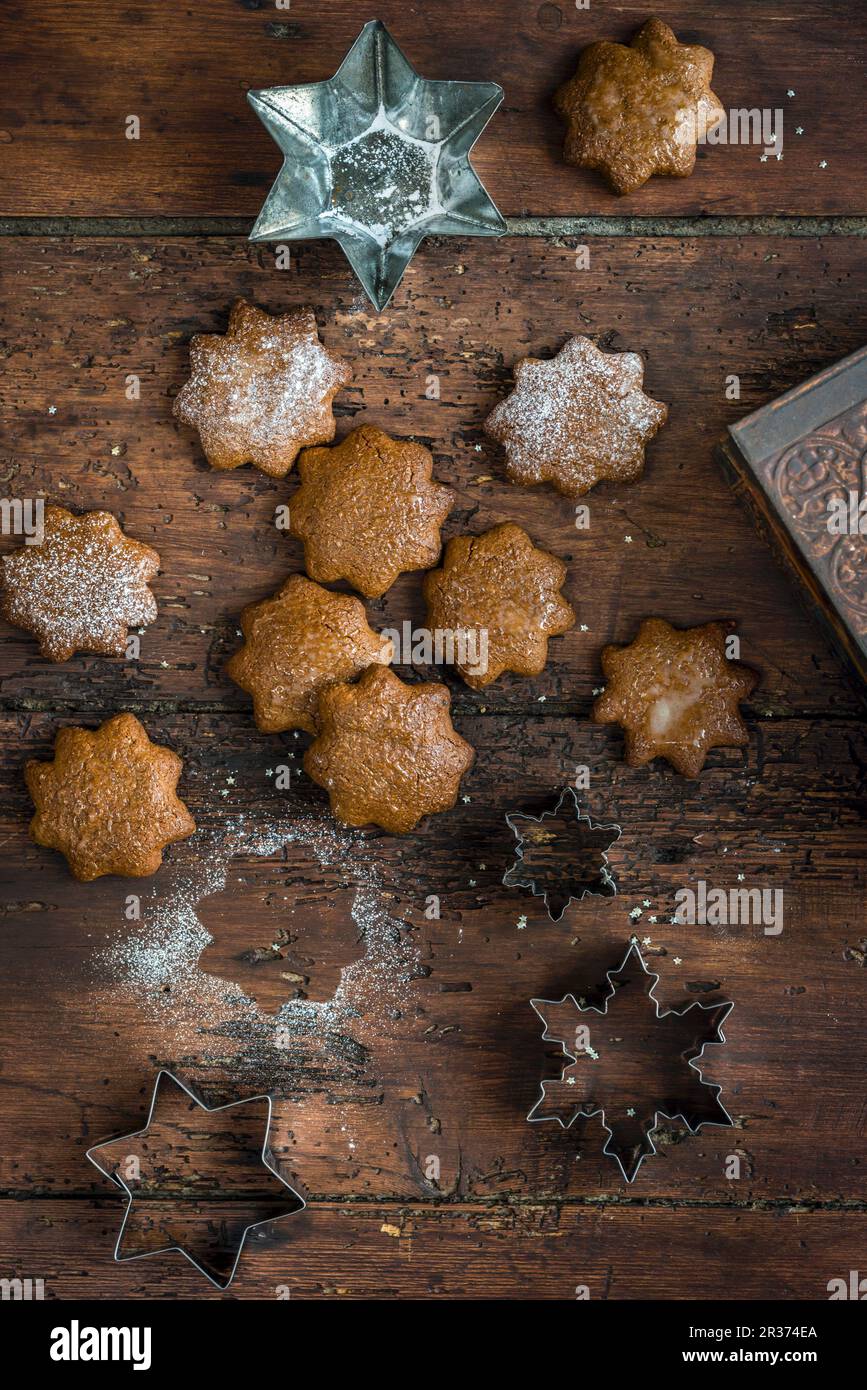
[87,1070,305,1288]
[248,19,505,310]
[529,941,734,1182]
[503,787,620,921]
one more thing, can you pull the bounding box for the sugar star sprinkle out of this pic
[248,20,505,310]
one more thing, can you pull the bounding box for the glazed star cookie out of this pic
[592,618,758,776]
[289,425,455,598]
[226,574,392,734]
[423,523,576,688]
[484,336,668,499]
[173,299,352,477]
[554,17,725,195]
[0,506,160,662]
[304,665,475,834]
[25,713,196,880]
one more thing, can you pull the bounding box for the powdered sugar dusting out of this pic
[186,327,347,454]
[486,336,667,495]
[0,509,158,659]
[93,804,420,1087]
[323,105,443,249]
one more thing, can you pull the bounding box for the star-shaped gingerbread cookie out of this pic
[226,574,392,734]
[484,337,668,499]
[0,506,160,662]
[592,618,758,776]
[304,665,475,833]
[173,299,352,477]
[423,523,575,688]
[554,17,725,195]
[289,425,454,598]
[26,713,196,880]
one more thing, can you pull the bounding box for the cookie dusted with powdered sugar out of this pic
[174,299,352,478]
[0,506,159,662]
[484,336,667,499]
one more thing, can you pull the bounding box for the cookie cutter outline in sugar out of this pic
[247,18,506,311]
[528,939,734,1183]
[86,1068,306,1290]
[503,785,621,922]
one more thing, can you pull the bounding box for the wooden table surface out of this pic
[1,0,865,1300]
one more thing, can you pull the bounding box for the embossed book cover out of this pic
[717,346,867,700]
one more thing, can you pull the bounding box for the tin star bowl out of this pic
[248,19,506,311]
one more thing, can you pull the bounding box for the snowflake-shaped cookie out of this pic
[304,665,474,833]
[174,299,351,477]
[0,506,159,662]
[484,336,667,498]
[554,17,725,195]
[423,523,575,687]
[227,574,392,734]
[592,618,758,776]
[25,713,196,880]
[289,425,454,598]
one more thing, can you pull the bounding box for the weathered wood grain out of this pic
[2,235,866,716]
[4,1200,865,1299]
[2,711,865,1201]
[2,0,866,1297]
[2,1,864,217]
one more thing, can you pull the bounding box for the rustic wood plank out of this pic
[2,234,865,716]
[3,1200,865,1299]
[2,2,864,218]
[2,711,865,1201]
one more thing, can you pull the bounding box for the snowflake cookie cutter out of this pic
[86,1069,306,1289]
[503,786,621,921]
[528,940,734,1182]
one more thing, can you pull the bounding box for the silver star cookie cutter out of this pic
[86,1069,305,1289]
[528,940,734,1182]
[248,18,506,310]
